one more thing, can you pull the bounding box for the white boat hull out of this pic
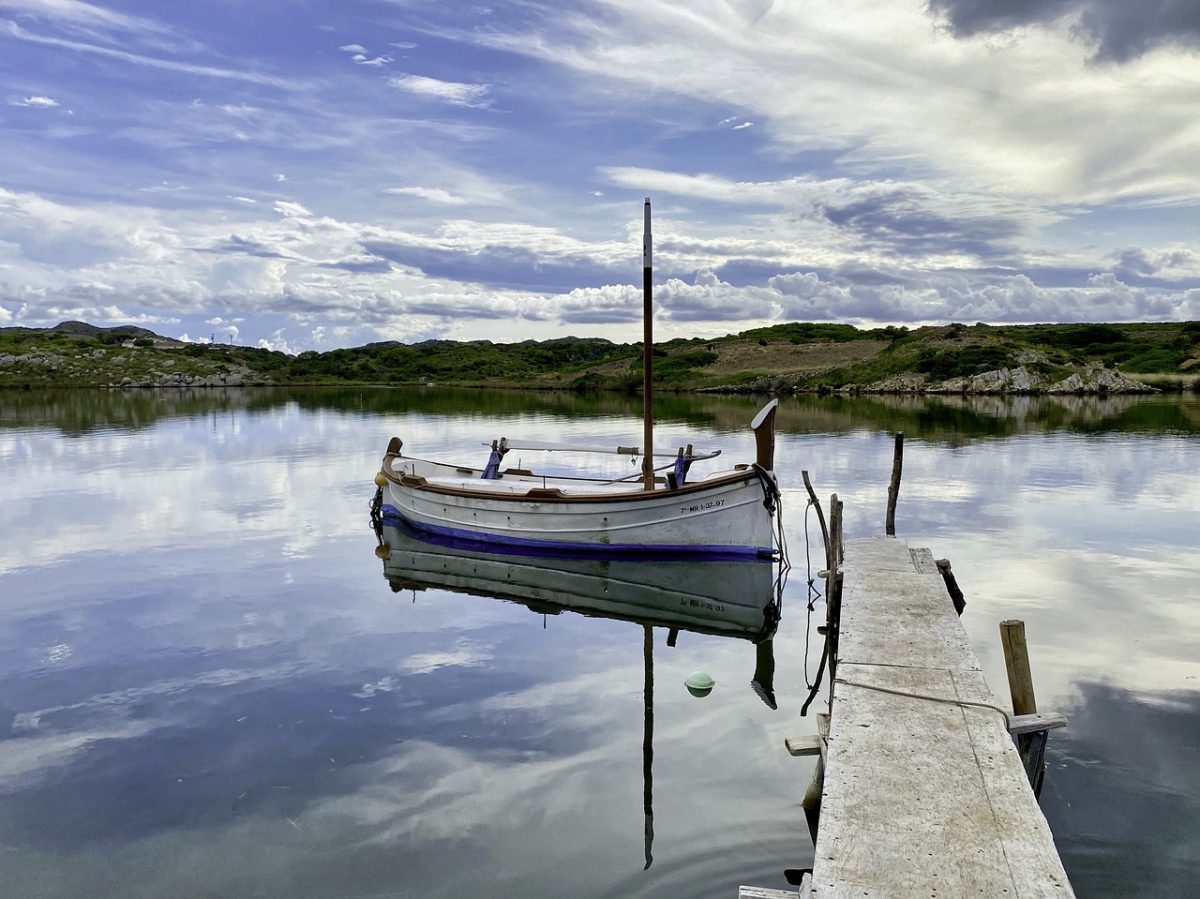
[378,455,778,559]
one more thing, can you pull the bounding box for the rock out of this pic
[861,373,927,393]
[931,366,1039,394]
[1047,365,1156,394]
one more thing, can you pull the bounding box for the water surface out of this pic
[1,388,1197,898]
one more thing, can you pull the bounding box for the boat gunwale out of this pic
[380,451,765,505]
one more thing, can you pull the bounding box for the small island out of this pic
[2,319,1198,395]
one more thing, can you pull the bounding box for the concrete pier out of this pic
[743,535,1074,898]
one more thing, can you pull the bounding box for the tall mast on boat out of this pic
[642,198,654,491]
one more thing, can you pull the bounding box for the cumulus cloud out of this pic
[3,182,1198,351]
[926,0,1200,62]
[388,73,490,108]
[602,166,1055,262]
[481,1,1200,205]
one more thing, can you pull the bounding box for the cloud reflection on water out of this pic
[1,388,1198,897]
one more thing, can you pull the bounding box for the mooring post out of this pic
[801,712,830,845]
[826,495,844,707]
[1000,619,1047,795]
[936,558,966,615]
[885,431,904,536]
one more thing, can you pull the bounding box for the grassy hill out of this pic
[2,320,1199,394]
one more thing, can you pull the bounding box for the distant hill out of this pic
[1,319,1198,394]
[1,320,183,347]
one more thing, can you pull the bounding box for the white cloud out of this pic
[732,121,753,130]
[273,173,287,182]
[3,20,297,88]
[479,0,1200,205]
[273,200,313,218]
[384,186,467,205]
[338,43,367,53]
[351,53,392,66]
[228,196,257,204]
[0,0,171,38]
[388,73,490,108]
[8,94,59,107]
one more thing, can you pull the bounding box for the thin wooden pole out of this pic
[885,431,904,536]
[641,198,654,492]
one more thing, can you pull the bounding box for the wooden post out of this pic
[999,619,1037,716]
[1000,619,1047,795]
[936,558,966,615]
[641,198,655,492]
[885,431,903,536]
[802,710,830,845]
[826,495,844,705]
[802,755,825,845]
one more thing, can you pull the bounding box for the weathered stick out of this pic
[885,431,904,536]
[802,470,831,569]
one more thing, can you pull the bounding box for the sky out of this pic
[2,0,1200,351]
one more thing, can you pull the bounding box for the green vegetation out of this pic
[2,319,1199,393]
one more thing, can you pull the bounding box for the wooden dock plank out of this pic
[811,536,1074,898]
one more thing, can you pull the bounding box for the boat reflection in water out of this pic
[371,519,785,870]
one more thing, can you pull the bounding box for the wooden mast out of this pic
[642,197,654,491]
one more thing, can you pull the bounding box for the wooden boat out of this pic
[373,198,784,559]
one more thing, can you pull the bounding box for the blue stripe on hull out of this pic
[379,505,775,561]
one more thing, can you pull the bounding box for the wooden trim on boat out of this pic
[381,453,760,504]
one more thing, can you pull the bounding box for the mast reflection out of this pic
[372,519,784,869]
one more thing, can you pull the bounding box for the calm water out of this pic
[1,388,1198,898]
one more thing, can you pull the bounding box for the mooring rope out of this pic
[833,676,1013,728]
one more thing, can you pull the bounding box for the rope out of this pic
[834,676,1013,728]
